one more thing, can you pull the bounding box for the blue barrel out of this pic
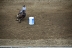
[29,17,34,25]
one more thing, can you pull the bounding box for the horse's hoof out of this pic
[19,19,21,23]
[16,19,19,21]
[19,21,21,23]
[19,22,21,23]
[16,19,18,21]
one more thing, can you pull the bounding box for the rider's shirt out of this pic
[22,7,26,10]
[20,7,26,12]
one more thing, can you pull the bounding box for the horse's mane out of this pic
[22,10,25,14]
[18,10,26,17]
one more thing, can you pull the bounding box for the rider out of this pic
[17,5,26,17]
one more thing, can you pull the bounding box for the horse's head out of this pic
[18,13,22,17]
[18,10,26,18]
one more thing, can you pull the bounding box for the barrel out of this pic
[29,17,34,25]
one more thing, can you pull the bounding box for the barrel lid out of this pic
[29,17,34,19]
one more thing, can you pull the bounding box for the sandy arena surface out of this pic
[0,0,72,46]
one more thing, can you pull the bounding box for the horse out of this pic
[16,10,26,23]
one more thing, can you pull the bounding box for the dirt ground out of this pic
[0,0,72,46]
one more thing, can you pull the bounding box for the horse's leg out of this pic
[16,15,19,21]
[17,12,21,17]
[17,13,20,17]
[18,17,22,23]
[16,17,19,21]
[17,15,19,17]
[17,12,20,17]
[17,16,21,21]
[18,13,20,15]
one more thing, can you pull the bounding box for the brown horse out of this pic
[16,10,26,23]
